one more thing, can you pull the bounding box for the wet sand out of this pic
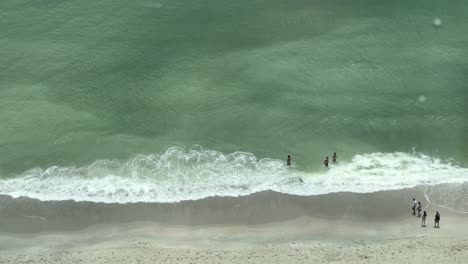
[1,184,467,263]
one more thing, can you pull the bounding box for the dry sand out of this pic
[1,217,467,264]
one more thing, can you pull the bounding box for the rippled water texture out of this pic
[0,0,467,177]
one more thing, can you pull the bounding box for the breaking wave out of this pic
[0,146,467,203]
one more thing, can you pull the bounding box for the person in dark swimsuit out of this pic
[434,212,440,228]
[287,155,291,166]
[332,152,337,163]
[324,157,329,167]
[417,202,422,217]
[421,211,427,227]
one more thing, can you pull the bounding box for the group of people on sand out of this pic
[286,156,442,228]
[412,198,440,228]
[287,152,337,168]
[286,156,443,228]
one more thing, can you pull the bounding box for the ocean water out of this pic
[0,0,467,203]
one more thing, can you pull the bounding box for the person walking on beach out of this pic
[412,198,417,215]
[434,212,440,228]
[324,156,329,168]
[287,155,291,166]
[417,202,422,217]
[332,152,337,163]
[421,211,427,227]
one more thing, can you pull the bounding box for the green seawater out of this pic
[0,0,467,176]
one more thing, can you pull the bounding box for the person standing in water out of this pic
[412,198,417,215]
[324,156,329,167]
[332,152,337,163]
[434,212,440,228]
[287,155,291,166]
[417,202,422,217]
[421,211,427,227]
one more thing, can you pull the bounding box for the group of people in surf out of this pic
[286,152,337,168]
[412,198,440,228]
[323,152,337,167]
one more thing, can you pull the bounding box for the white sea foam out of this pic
[0,147,467,203]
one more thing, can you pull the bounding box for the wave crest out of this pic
[0,147,467,203]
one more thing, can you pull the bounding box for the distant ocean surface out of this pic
[0,0,467,203]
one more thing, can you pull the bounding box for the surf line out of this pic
[423,185,468,214]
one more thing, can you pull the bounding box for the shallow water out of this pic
[0,0,467,201]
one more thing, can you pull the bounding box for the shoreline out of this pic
[1,183,467,233]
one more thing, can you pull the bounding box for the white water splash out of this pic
[0,147,467,203]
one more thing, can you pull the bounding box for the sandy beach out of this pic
[1,221,467,264]
[1,184,467,263]
[1,0,467,263]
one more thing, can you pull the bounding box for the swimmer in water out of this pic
[324,156,329,167]
[332,152,337,163]
[287,155,291,166]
